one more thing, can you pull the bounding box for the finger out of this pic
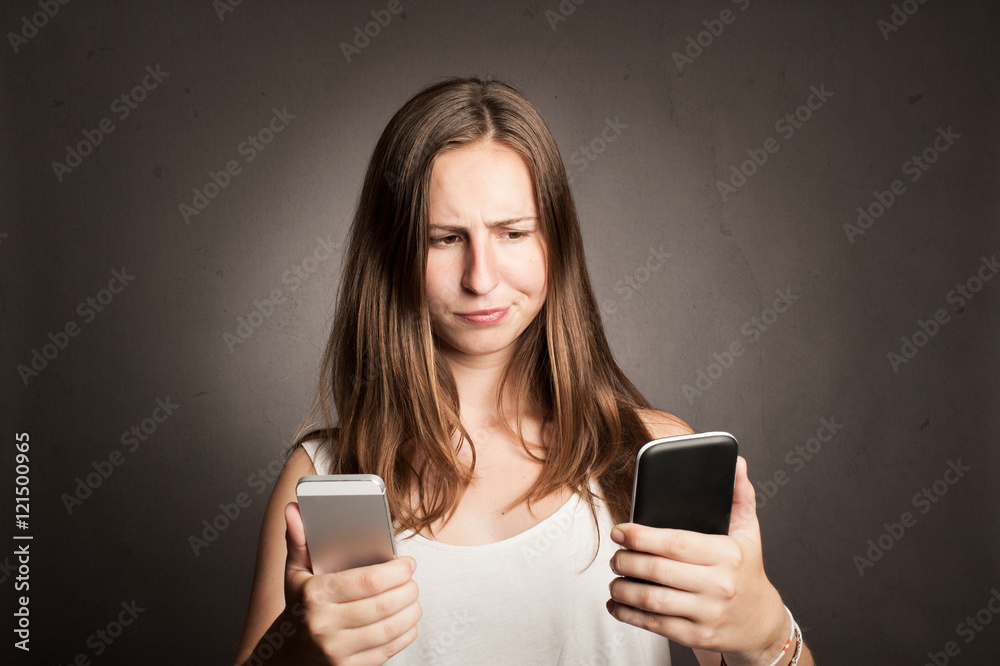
[728,455,760,537]
[612,523,726,566]
[606,598,703,648]
[284,502,313,581]
[311,557,417,605]
[610,548,708,592]
[608,576,701,619]
[337,578,420,629]
[350,622,419,666]
[339,599,422,655]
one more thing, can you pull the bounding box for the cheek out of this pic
[424,256,448,294]
[424,256,457,313]
[501,254,546,309]
[525,244,548,296]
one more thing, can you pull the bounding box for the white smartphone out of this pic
[295,474,397,575]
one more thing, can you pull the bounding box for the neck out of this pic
[438,344,549,467]
[440,346,511,428]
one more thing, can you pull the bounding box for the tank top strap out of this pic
[299,438,333,475]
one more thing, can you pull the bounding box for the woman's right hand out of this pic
[275,502,421,665]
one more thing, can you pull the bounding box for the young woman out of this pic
[233,77,815,665]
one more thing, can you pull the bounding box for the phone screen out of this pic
[296,474,397,574]
[630,431,738,535]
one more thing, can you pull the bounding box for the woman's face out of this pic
[425,140,547,363]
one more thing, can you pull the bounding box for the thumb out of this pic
[284,502,314,584]
[728,455,760,539]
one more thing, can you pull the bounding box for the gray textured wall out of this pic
[3,0,998,664]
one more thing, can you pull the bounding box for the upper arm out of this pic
[232,446,317,665]
[635,408,696,439]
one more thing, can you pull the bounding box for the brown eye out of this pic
[430,235,460,247]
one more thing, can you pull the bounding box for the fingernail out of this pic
[606,599,616,614]
[409,557,417,573]
[611,528,624,544]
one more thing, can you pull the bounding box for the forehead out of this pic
[427,141,537,222]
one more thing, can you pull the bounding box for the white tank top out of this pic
[300,439,673,665]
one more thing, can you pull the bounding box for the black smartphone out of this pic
[625,432,739,584]
[630,431,739,536]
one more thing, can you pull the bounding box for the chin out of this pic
[438,331,518,358]
[449,340,514,357]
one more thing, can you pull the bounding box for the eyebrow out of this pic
[428,216,538,233]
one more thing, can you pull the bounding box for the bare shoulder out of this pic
[265,446,320,514]
[281,445,318,480]
[635,408,696,439]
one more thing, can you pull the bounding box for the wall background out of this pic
[3,0,998,663]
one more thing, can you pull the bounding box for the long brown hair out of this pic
[292,76,656,534]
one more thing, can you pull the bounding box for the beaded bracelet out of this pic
[787,619,803,664]
[719,605,801,666]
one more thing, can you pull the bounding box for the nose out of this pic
[462,237,499,295]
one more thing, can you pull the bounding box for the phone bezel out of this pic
[629,430,738,527]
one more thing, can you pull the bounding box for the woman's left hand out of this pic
[607,455,791,666]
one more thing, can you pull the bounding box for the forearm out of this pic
[234,607,313,666]
[693,605,815,666]
[695,643,814,666]
[757,637,814,666]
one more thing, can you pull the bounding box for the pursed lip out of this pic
[454,307,509,324]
